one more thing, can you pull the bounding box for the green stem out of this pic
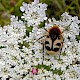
[9,0,24,14]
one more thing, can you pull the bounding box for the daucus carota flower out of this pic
[0,0,80,80]
[20,1,47,27]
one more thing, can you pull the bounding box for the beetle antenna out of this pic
[44,28,48,32]
[37,35,46,41]
[37,28,48,41]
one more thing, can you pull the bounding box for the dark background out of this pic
[0,0,80,26]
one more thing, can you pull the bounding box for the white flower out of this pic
[77,41,80,52]
[53,74,61,80]
[0,0,80,79]
[34,0,39,4]
[20,2,47,27]
[60,12,72,26]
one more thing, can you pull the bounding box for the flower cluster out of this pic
[0,0,80,80]
[26,12,80,80]
[20,1,47,27]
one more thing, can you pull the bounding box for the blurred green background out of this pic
[0,0,80,26]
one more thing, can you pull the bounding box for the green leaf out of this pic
[26,27,33,36]
[36,64,63,75]
[62,52,66,56]
[0,46,6,49]
[52,68,63,75]
[39,21,45,28]
[76,35,80,40]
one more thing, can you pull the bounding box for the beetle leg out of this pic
[42,43,45,64]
